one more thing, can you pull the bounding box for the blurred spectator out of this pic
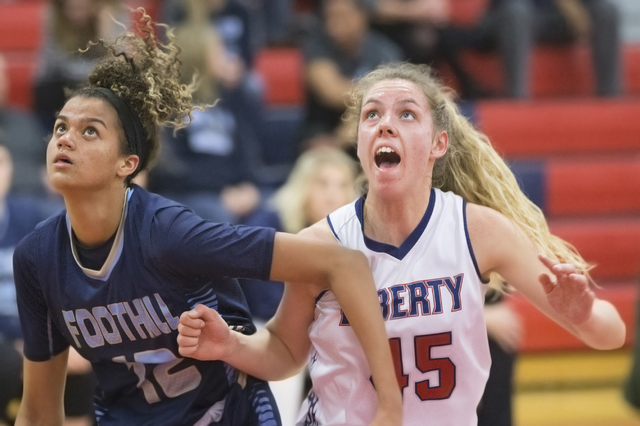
[240,147,359,321]
[624,276,640,411]
[148,20,264,224]
[300,0,402,151]
[455,0,621,98]
[270,147,359,235]
[369,0,489,99]
[0,142,95,426]
[0,55,47,197]
[0,143,44,426]
[239,147,359,426]
[478,285,523,426]
[161,0,265,113]
[241,0,295,46]
[33,0,126,132]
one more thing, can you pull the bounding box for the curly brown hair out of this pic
[73,9,198,185]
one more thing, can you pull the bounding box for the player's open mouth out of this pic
[375,147,401,169]
[54,154,73,165]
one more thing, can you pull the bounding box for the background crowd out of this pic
[0,0,639,425]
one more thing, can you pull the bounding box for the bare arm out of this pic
[272,221,403,418]
[178,279,316,380]
[179,220,402,423]
[257,280,318,378]
[468,203,625,350]
[16,349,69,426]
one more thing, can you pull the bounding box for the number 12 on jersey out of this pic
[390,332,456,400]
[113,348,202,404]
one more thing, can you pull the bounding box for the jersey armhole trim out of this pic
[315,290,328,304]
[463,200,490,284]
[326,214,341,242]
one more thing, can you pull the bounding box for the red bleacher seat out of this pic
[547,158,640,216]
[510,281,637,352]
[625,45,640,95]
[549,218,640,281]
[255,44,640,109]
[449,0,490,27]
[476,99,640,158]
[5,52,37,111]
[255,48,304,106]
[439,45,640,98]
[128,0,160,20]
[0,2,45,51]
[460,46,594,97]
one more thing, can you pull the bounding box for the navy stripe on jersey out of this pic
[355,188,436,260]
[463,199,490,284]
[326,215,340,242]
[186,285,220,311]
[302,391,320,426]
[249,386,280,426]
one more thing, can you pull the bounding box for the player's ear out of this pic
[117,155,139,179]
[430,130,448,159]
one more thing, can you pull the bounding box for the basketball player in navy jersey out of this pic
[12,13,401,426]
[178,62,625,426]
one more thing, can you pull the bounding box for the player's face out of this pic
[304,163,355,224]
[325,0,367,51]
[357,78,447,199]
[46,96,126,194]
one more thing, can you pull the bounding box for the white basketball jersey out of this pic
[297,188,491,426]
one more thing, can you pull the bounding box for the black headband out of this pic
[93,87,147,174]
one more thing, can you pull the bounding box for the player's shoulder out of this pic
[128,185,195,236]
[465,202,527,270]
[326,198,360,238]
[129,185,184,217]
[298,218,336,244]
[329,198,359,220]
[14,211,65,263]
[465,202,517,239]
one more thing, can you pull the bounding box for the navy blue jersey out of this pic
[13,186,280,426]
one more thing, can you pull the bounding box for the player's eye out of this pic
[84,127,98,137]
[54,123,67,134]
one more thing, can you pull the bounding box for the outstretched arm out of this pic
[179,220,402,424]
[178,276,316,381]
[536,253,625,349]
[468,203,625,350]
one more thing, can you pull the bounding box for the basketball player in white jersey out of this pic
[177,62,625,426]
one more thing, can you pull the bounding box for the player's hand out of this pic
[177,304,235,361]
[538,254,595,326]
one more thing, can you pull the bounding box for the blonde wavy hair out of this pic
[271,148,359,234]
[344,62,591,277]
[76,9,199,184]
